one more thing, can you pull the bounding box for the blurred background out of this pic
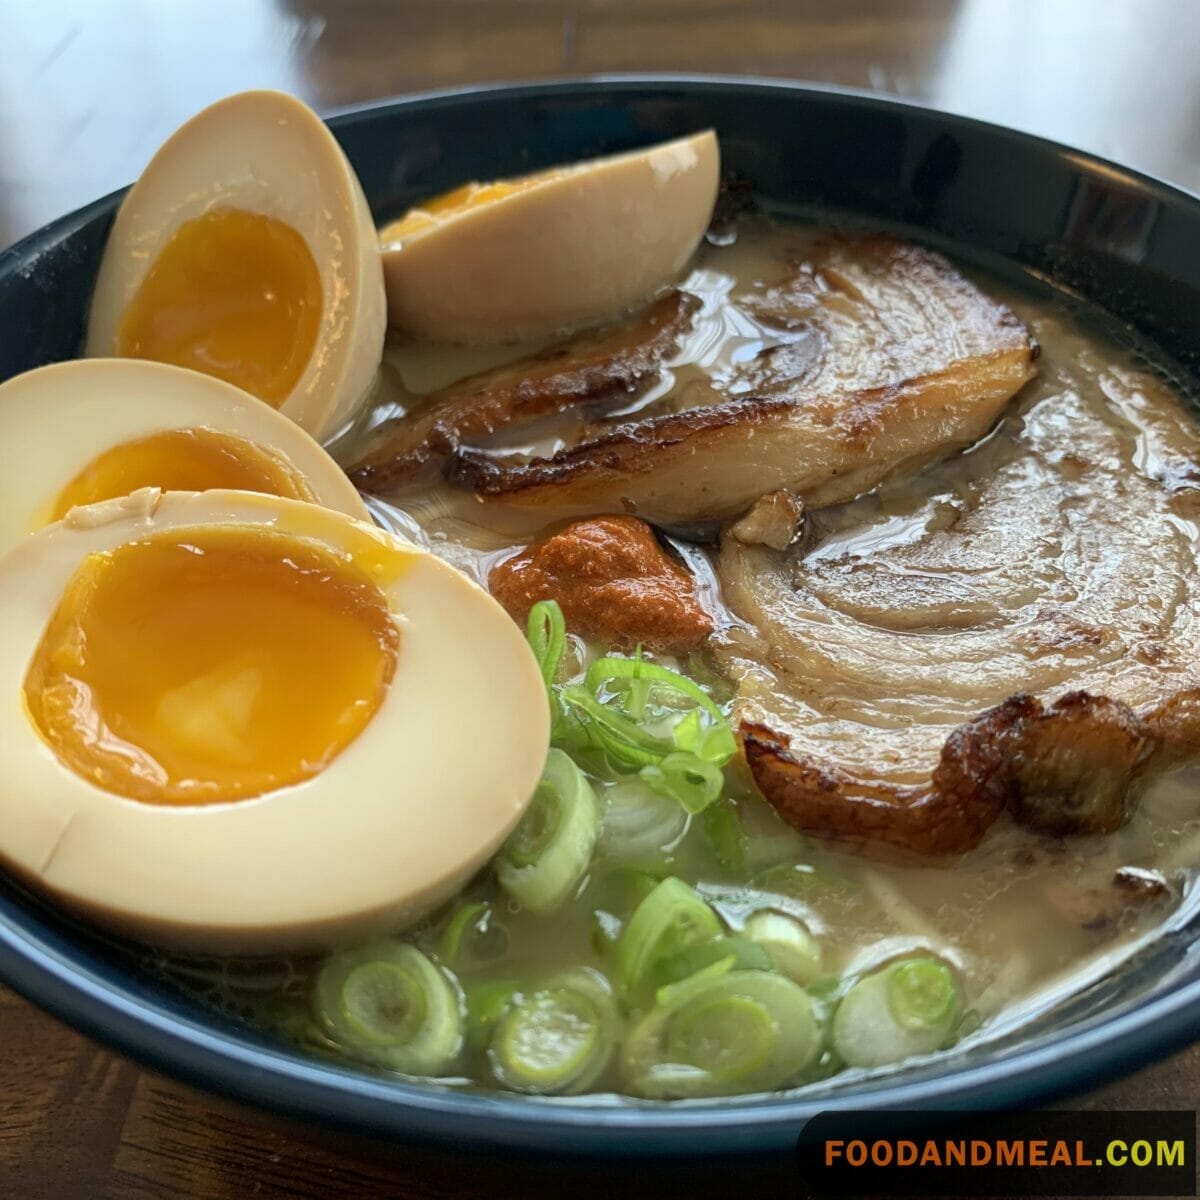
[2,0,1199,248]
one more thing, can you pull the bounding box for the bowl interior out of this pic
[1,78,1199,1156]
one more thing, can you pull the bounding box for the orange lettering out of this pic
[996,1141,1023,1167]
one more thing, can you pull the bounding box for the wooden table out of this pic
[2,2,1199,1195]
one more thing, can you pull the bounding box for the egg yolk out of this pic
[381,180,532,243]
[24,526,400,805]
[49,428,316,522]
[116,209,323,408]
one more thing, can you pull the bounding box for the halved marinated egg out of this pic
[0,489,548,952]
[380,131,719,343]
[86,90,385,441]
[0,359,366,557]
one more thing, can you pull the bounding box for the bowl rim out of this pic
[2,74,1199,1157]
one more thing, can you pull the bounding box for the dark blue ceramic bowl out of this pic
[1,78,1199,1158]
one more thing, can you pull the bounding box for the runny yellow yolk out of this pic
[24,527,400,805]
[116,209,323,408]
[49,428,316,522]
[380,179,532,243]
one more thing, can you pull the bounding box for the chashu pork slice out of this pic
[451,238,1039,526]
[713,316,1200,859]
[348,290,698,491]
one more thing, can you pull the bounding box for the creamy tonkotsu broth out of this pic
[166,216,1200,1099]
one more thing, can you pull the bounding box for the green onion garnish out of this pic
[621,958,821,1099]
[831,956,964,1069]
[887,957,961,1032]
[615,875,723,994]
[436,900,490,966]
[639,750,724,814]
[597,777,688,865]
[742,910,822,986]
[650,934,774,988]
[700,799,748,875]
[488,968,619,1095]
[463,977,520,1049]
[525,599,567,734]
[559,685,670,768]
[526,599,566,690]
[497,749,599,914]
[314,942,463,1075]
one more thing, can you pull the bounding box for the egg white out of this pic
[0,359,369,557]
[85,90,386,442]
[381,130,720,343]
[0,489,548,953]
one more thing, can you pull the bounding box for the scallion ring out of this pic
[497,749,599,914]
[621,958,821,1098]
[489,968,619,1095]
[831,955,964,1069]
[314,942,463,1075]
[639,751,724,814]
[615,875,724,993]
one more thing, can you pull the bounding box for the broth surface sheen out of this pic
[187,218,1200,1098]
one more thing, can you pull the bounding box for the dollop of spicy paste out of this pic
[488,515,713,652]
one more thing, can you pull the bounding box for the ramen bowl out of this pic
[1,78,1199,1157]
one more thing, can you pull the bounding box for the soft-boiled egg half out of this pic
[0,489,548,952]
[380,131,719,343]
[86,91,385,441]
[0,359,366,557]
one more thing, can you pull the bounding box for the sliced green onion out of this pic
[589,868,662,955]
[463,978,520,1049]
[831,956,964,1069]
[314,942,462,1075]
[598,777,688,863]
[584,655,736,767]
[585,655,725,723]
[489,968,619,1095]
[615,876,723,993]
[437,900,490,966]
[671,706,738,766]
[562,654,737,780]
[887,957,961,1032]
[639,751,724,814]
[559,686,668,768]
[621,646,653,719]
[701,799,748,876]
[526,600,566,690]
[622,958,821,1098]
[651,934,774,988]
[743,910,822,986]
[497,749,599,914]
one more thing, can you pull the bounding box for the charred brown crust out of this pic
[741,701,1016,859]
[446,238,1038,521]
[1002,691,1154,835]
[348,290,699,492]
[451,395,793,496]
[742,691,1162,859]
